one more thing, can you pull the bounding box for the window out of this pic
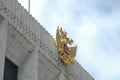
[4,58,18,80]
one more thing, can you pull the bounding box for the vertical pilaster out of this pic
[0,19,8,80]
[59,72,65,80]
[18,47,38,80]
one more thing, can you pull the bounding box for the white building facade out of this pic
[0,0,94,80]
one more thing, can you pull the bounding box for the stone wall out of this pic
[0,0,94,80]
[0,19,7,80]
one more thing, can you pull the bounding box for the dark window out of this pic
[4,58,18,80]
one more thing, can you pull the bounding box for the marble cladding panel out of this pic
[38,52,60,80]
[6,24,34,66]
[0,19,8,80]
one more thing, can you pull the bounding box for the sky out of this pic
[18,0,120,80]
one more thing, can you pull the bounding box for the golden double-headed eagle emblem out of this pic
[56,26,77,64]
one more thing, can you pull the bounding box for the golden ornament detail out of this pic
[55,26,77,64]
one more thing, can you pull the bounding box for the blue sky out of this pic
[18,0,120,80]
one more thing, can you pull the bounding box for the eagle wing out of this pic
[69,45,77,57]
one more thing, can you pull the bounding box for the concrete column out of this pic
[59,72,65,80]
[0,20,8,80]
[18,47,38,80]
